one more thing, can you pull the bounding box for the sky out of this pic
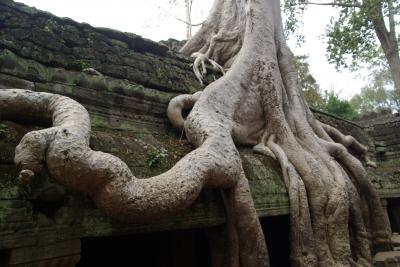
[16,0,369,99]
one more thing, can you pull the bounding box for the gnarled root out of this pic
[2,0,393,266]
[180,0,245,71]
[267,135,317,266]
[167,91,202,131]
[191,52,225,86]
[223,175,269,267]
[1,89,240,221]
[2,88,269,266]
[321,122,377,168]
[178,0,393,265]
[322,139,392,253]
[253,130,276,160]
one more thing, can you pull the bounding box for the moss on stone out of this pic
[0,123,9,137]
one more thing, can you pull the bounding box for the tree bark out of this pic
[1,0,393,266]
[185,0,192,39]
[368,0,400,92]
[181,0,392,265]
[386,50,400,93]
[302,0,400,92]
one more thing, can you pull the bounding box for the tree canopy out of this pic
[351,67,400,113]
[1,0,393,266]
[294,55,358,119]
[293,55,324,108]
[284,0,400,91]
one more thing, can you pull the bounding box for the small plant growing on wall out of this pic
[146,148,168,168]
[0,123,8,138]
[76,59,92,71]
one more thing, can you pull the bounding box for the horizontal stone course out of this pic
[1,1,400,265]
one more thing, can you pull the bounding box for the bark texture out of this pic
[0,0,392,266]
[179,0,392,266]
[368,0,400,92]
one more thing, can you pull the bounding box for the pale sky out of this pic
[16,0,369,99]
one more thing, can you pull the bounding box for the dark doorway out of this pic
[78,216,291,267]
[78,228,211,267]
[260,215,291,267]
[387,198,400,233]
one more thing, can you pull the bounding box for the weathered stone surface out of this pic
[6,239,81,266]
[0,1,400,265]
[365,116,400,161]
[0,46,289,255]
[373,251,400,266]
[0,0,209,94]
[0,50,398,260]
[159,39,187,52]
[0,121,288,243]
[312,108,375,154]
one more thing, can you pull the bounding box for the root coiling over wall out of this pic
[0,0,393,266]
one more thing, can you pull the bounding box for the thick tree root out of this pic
[321,122,377,167]
[2,0,393,266]
[252,130,276,160]
[191,52,225,86]
[167,91,202,131]
[1,89,268,266]
[1,89,242,221]
[267,135,317,266]
[178,0,392,266]
[181,0,245,69]
[223,176,270,267]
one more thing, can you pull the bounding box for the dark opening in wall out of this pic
[77,228,211,267]
[77,216,291,267]
[0,249,10,267]
[387,198,400,233]
[260,215,291,267]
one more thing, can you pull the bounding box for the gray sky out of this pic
[17,0,368,99]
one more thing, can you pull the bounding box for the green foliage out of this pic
[146,148,168,168]
[0,123,8,137]
[293,55,325,109]
[284,0,399,71]
[283,1,306,44]
[325,0,383,70]
[293,53,396,119]
[293,55,358,119]
[44,19,58,33]
[76,59,92,71]
[350,67,400,113]
[323,91,359,119]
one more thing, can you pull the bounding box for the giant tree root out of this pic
[0,89,242,220]
[178,0,392,266]
[0,0,393,266]
[0,89,268,266]
[180,0,245,69]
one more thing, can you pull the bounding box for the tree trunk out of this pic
[369,0,400,92]
[0,0,393,266]
[185,0,192,39]
[181,0,392,265]
[386,0,400,92]
[385,45,400,92]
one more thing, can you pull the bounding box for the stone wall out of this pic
[358,113,400,162]
[0,0,399,266]
[0,1,285,265]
